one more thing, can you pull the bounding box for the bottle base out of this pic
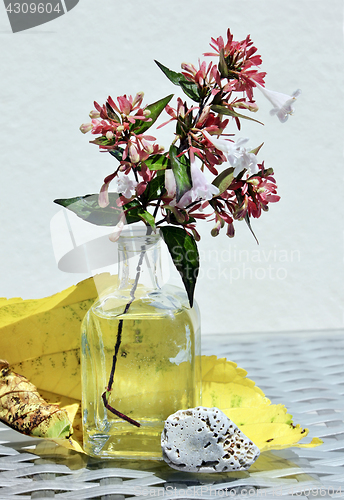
[83,419,164,459]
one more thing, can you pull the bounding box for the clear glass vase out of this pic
[81,226,201,459]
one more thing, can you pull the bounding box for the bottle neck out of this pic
[117,228,162,292]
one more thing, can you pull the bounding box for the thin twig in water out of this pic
[102,225,154,427]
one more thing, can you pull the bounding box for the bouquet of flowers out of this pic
[55,29,300,307]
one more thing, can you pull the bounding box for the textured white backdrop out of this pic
[0,0,343,335]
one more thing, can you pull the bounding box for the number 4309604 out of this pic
[6,3,61,14]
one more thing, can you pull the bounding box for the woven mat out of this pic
[0,331,343,499]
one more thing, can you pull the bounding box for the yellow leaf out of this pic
[38,389,84,452]
[0,274,115,400]
[202,357,322,452]
[0,276,322,455]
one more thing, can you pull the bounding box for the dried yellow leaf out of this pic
[0,360,72,439]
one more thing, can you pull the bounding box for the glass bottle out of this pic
[81,226,201,459]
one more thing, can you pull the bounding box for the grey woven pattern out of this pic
[0,331,343,499]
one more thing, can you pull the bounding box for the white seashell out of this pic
[161,406,260,473]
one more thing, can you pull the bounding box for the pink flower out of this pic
[232,165,280,219]
[98,171,118,208]
[82,92,157,156]
[157,98,192,129]
[105,93,150,124]
[181,60,219,89]
[204,29,266,100]
[123,134,161,164]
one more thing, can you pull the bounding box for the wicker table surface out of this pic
[0,330,343,499]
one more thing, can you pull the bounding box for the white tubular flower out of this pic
[178,158,219,208]
[224,138,258,176]
[255,82,301,123]
[115,173,138,199]
[203,131,258,176]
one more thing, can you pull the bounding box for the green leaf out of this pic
[144,154,169,171]
[155,60,187,85]
[260,167,274,177]
[160,226,199,307]
[179,81,201,102]
[109,149,124,162]
[165,209,196,226]
[211,105,264,126]
[155,60,201,102]
[167,206,186,224]
[235,191,259,244]
[139,211,156,230]
[90,136,114,147]
[169,146,192,203]
[106,102,121,123]
[249,142,264,156]
[218,49,229,78]
[244,212,259,244]
[123,202,150,226]
[145,173,166,203]
[54,194,142,226]
[133,94,174,135]
[212,167,234,194]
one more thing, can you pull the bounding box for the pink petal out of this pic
[99,182,110,208]
[109,219,125,242]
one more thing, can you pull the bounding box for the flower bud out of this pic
[106,131,114,140]
[181,62,197,76]
[197,105,211,125]
[191,228,201,242]
[133,91,144,107]
[247,178,259,186]
[211,226,220,237]
[226,222,235,238]
[211,219,222,237]
[136,182,147,196]
[247,102,259,112]
[79,122,93,134]
[89,110,100,119]
[233,101,259,112]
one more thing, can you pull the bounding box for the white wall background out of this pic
[0,0,343,335]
